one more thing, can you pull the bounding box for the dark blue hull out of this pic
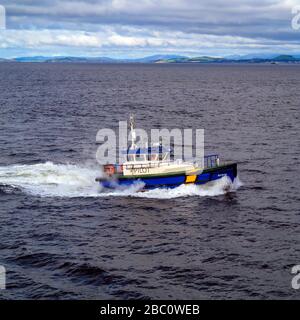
[99,163,237,190]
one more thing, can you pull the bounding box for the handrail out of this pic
[203,154,219,168]
[121,154,219,170]
[124,161,174,170]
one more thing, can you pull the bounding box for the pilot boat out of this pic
[96,116,237,190]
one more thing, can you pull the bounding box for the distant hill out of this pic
[272,55,297,61]
[156,56,226,63]
[0,58,11,62]
[13,56,116,63]
[131,54,187,62]
[14,56,53,62]
[11,55,188,63]
[3,54,300,64]
[155,55,300,64]
[44,57,116,63]
[226,53,279,60]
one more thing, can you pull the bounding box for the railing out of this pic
[123,160,180,170]
[203,154,219,168]
[120,155,219,171]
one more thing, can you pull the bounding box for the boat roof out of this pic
[122,146,171,155]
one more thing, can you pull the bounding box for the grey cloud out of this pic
[2,0,299,42]
[0,0,299,58]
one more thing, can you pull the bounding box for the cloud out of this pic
[1,26,299,58]
[0,0,299,57]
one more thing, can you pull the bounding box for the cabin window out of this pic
[151,154,158,161]
[127,155,135,162]
[135,154,145,161]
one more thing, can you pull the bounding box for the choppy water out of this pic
[0,63,299,299]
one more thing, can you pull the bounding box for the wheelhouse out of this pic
[122,146,171,162]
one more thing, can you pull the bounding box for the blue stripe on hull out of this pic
[195,166,236,185]
[101,175,186,189]
[100,164,237,189]
[139,175,186,187]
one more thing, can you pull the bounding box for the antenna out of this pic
[129,114,136,148]
[129,114,135,130]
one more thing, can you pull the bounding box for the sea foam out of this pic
[0,162,242,198]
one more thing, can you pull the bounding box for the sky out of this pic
[0,0,299,58]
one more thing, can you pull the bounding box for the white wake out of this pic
[0,162,242,198]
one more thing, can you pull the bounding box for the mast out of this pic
[129,114,136,149]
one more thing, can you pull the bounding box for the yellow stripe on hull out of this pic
[185,175,197,183]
